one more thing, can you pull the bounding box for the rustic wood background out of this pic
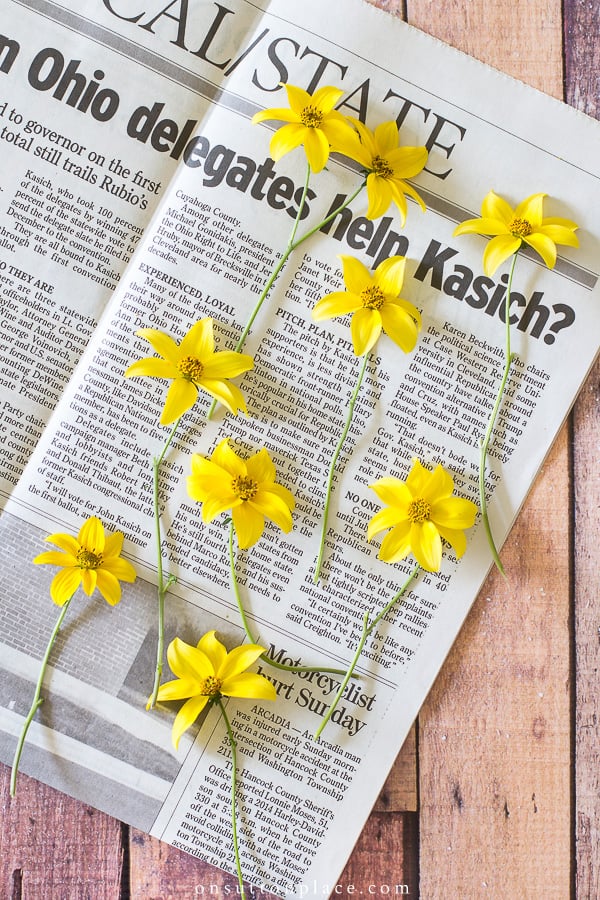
[2,0,598,896]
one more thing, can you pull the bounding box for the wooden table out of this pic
[2,1,599,896]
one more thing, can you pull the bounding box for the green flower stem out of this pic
[149,418,180,709]
[216,698,246,900]
[206,172,366,420]
[314,351,370,583]
[11,595,73,797]
[314,564,419,741]
[228,524,346,677]
[479,252,519,576]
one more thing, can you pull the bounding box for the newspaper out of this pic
[1,0,599,896]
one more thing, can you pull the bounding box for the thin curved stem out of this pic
[206,176,366,420]
[11,595,73,796]
[217,699,245,900]
[314,352,370,582]
[479,252,519,576]
[149,418,181,708]
[314,564,419,741]
[228,524,346,676]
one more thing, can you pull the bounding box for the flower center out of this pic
[408,498,431,524]
[200,675,222,697]
[77,548,103,569]
[178,356,204,382]
[300,104,323,128]
[232,474,258,501]
[360,285,386,310]
[508,217,533,239]
[371,154,394,179]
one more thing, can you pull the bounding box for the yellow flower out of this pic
[453,191,579,276]
[33,516,137,606]
[187,438,295,549]
[124,318,253,425]
[367,459,477,572]
[342,119,428,223]
[251,83,357,173]
[156,631,277,749]
[312,254,421,356]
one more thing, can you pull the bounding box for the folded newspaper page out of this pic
[1,0,599,895]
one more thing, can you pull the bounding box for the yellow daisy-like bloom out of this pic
[187,438,295,550]
[343,119,428,223]
[33,516,137,606]
[312,254,421,356]
[367,459,478,573]
[124,318,253,425]
[453,191,579,276]
[251,83,357,173]
[156,631,277,749]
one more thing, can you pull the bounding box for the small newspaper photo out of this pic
[1,0,599,896]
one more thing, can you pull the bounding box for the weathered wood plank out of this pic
[0,762,124,899]
[407,1,572,896]
[336,812,419,895]
[374,725,417,812]
[564,4,600,895]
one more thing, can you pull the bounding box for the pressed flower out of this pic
[252,83,357,173]
[187,438,295,549]
[312,254,421,356]
[156,631,276,749]
[453,191,579,276]
[342,119,428,223]
[368,459,477,573]
[124,318,253,425]
[33,516,137,606]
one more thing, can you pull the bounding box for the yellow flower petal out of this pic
[221,672,277,701]
[250,490,293,534]
[202,351,253,380]
[124,357,178,380]
[379,303,419,353]
[453,217,510,237]
[284,83,313,113]
[370,476,413,510]
[155,676,203,703]
[218,643,265,681]
[481,190,514,224]
[482,233,521,276]
[197,630,228,672]
[160,378,197,425]
[95,569,122,606]
[270,123,306,161]
[252,107,299,125]
[436,525,467,559]
[365,173,393,220]
[350,306,382,355]
[49,568,82,606]
[80,568,97,596]
[378,520,412,563]
[367,506,404,541]
[103,531,124,559]
[167,638,213,681]
[245,447,276,484]
[265,481,296,513]
[340,255,371,294]
[232,502,265,549]
[515,192,546,227]
[523,232,557,268]
[311,84,344,113]
[200,378,248,416]
[101,556,137,583]
[79,516,105,553]
[43,532,80,555]
[179,317,214,358]
[303,127,330,173]
[33,550,76,567]
[312,291,361,321]
[212,439,246,476]
[373,120,399,155]
[539,224,579,247]
[172,695,209,749]
[410,521,442,572]
[135,328,180,365]
[430,496,478,530]
[374,255,406,296]
[421,463,454,504]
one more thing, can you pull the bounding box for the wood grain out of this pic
[564,5,600,895]
[406,0,573,896]
[0,763,124,899]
